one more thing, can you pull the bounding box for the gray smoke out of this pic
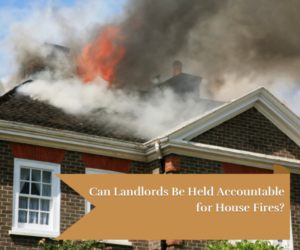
[5,0,300,99]
[109,0,300,103]
[112,0,227,89]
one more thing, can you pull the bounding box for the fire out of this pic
[77,26,125,83]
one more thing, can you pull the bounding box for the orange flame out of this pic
[77,26,125,83]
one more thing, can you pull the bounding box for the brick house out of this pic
[0,69,299,250]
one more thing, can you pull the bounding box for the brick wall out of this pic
[291,173,300,249]
[128,161,148,174]
[60,151,85,234]
[191,107,300,160]
[179,155,224,174]
[0,140,44,250]
[148,240,161,250]
[0,142,88,250]
[0,140,152,250]
[1,138,300,250]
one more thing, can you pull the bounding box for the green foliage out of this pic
[38,238,111,250]
[204,240,284,250]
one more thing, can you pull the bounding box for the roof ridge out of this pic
[0,80,32,106]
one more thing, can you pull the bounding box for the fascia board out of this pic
[168,140,300,174]
[0,120,147,162]
[256,90,300,146]
[259,89,300,132]
[255,101,300,147]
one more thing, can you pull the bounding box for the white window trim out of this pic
[9,158,61,238]
[229,213,293,250]
[85,168,131,246]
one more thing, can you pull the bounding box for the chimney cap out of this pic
[172,60,182,67]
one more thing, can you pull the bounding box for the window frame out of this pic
[9,158,61,238]
[85,168,131,246]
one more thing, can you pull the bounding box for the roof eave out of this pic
[0,119,148,162]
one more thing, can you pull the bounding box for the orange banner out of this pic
[56,165,290,240]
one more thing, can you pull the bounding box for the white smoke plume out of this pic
[17,71,218,139]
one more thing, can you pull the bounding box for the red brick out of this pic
[167,240,183,245]
[165,156,180,173]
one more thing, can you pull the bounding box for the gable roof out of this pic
[190,107,300,160]
[148,87,300,147]
[141,87,300,173]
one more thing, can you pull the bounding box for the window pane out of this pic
[42,184,51,197]
[29,198,39,210]
[19,197,28,209]
[32,170,41,182]
[42,171,51,183]
[31,183,41,195]
[29,211,38,224]
[18,210,27,223]
[20,182,29,194]
[20,168,30,180]
[40,213,49,225]
[41,200,50,211]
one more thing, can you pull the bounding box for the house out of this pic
[0,61,299,250]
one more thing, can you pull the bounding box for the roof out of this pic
[0,74,222,143]
[0,81,147,143]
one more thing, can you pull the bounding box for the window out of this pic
[10,158,60,237]
[230,214,293,249]
[85,168,131,246]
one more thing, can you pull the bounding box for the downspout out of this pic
[155,142,167,250]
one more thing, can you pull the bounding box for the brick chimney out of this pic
[173,60,182,76]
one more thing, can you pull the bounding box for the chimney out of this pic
[173,60,182,76]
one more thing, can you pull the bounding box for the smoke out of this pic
[2,0,300,139]
[17,72,218,139]
[0,0,125,87]
[111,0,300,113]
[113,0,228,89]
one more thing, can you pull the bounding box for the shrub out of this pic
[204,240,284,250]
[38,238,111,250]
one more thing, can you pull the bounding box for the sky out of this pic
[0,0,126,81]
